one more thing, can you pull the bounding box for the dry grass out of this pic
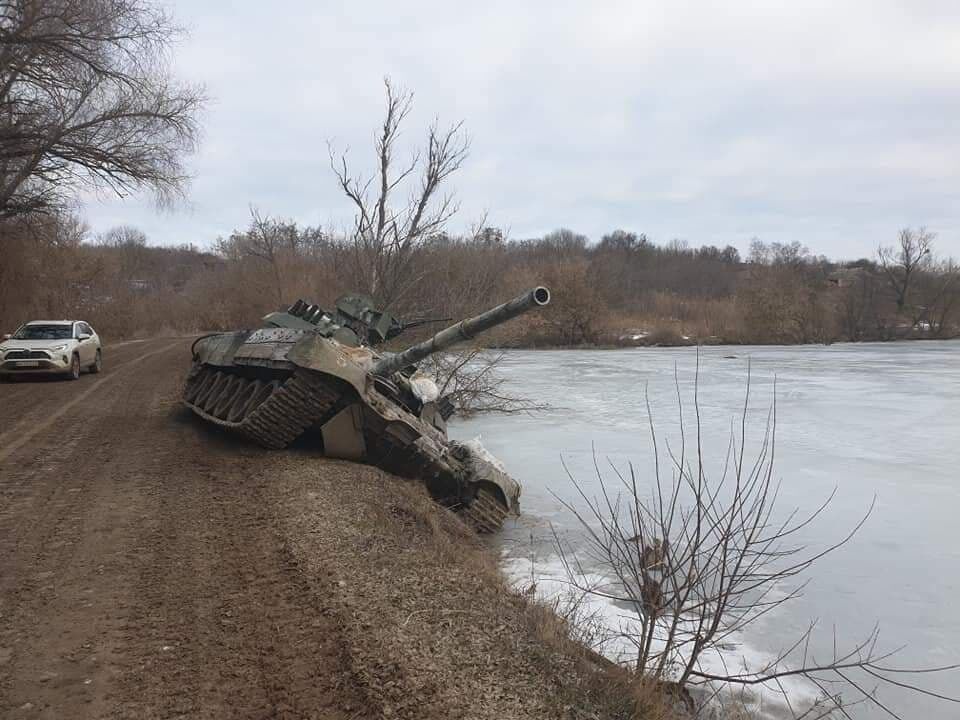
[263,454,694,720]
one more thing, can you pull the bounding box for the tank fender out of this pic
[474,481,510,513]
[450,441,522,516]
[192,331,250,366]
[286,334,369,392]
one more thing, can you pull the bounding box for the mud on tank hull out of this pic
[182,327,520,533]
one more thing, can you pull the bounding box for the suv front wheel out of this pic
[69,354,80,380]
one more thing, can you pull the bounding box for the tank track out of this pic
[183,364,340,449]
[184,364,509,532]
[461,487,509,534]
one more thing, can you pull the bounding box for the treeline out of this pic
[1,4,956,348]
[2,213,957,347]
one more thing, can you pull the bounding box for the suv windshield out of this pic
[13,325,73,340]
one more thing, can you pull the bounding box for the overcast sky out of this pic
[81,0,960,259]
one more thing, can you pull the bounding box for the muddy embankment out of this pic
[0,338,632,719]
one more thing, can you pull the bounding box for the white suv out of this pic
[0,321,102,380]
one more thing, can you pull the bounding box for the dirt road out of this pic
[0,339,369,719]
[0,338,615,720]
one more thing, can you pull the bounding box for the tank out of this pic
[182,286,550,532]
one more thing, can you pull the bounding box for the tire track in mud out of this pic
[115,450,367,720]
[0,340,188,718]
[0,341,182,463]
[0,338,368,719]
[0,338,155,409]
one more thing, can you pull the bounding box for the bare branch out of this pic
[551,362,959,717]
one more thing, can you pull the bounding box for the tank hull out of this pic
[183,326,519,532]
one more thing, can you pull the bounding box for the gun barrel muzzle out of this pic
[372,286,550,376]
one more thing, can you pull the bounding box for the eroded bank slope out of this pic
[0,338,625,719]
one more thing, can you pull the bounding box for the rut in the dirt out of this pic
[0,338,618,720]
[0,340,371,720]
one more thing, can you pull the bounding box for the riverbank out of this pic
[0,339,649,720]
[499,331,960,350]
[275,454,641,719]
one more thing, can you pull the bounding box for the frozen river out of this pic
[450,341,960,718]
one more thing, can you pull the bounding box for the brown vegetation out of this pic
[2,213,958,348]
[1,48,955,347]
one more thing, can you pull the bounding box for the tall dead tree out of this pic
[330,78,468,309]
[878,228,934,312]
[0,0,204,220]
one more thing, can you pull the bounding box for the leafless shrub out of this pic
[553,358,959,718]
[421,346,548,416]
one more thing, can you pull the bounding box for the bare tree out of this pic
[878,228,935,312]
[329,77,468,308]
[553,361,958,718]
[98,224,147,247]
[916,259,960,337]
[421,346,548,416]
[839,269,879,342]
[0,0,204,219]
[214,208,306,304]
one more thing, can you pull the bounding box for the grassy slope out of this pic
[267,454,643,720]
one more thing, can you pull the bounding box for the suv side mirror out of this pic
[78,333,91,341]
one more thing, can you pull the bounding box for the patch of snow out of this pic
[502,556,822,719]
[462,436,507,473]
[409,373,440,402]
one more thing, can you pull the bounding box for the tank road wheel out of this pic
[202,372,233,413]
[462,487,510,534]
[211,375,244,419]
[193,370,223,409]
[226,379,262,423]
[184,367,212,404]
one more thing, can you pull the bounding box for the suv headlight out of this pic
[48,343,68,352]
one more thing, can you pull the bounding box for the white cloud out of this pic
[82,0,960,258]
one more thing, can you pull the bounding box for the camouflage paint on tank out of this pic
[182,288,550,532]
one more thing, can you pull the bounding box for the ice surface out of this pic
[452,341,960,720]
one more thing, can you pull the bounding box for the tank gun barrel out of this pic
[372,286,550,376]
[401,316,453,332]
